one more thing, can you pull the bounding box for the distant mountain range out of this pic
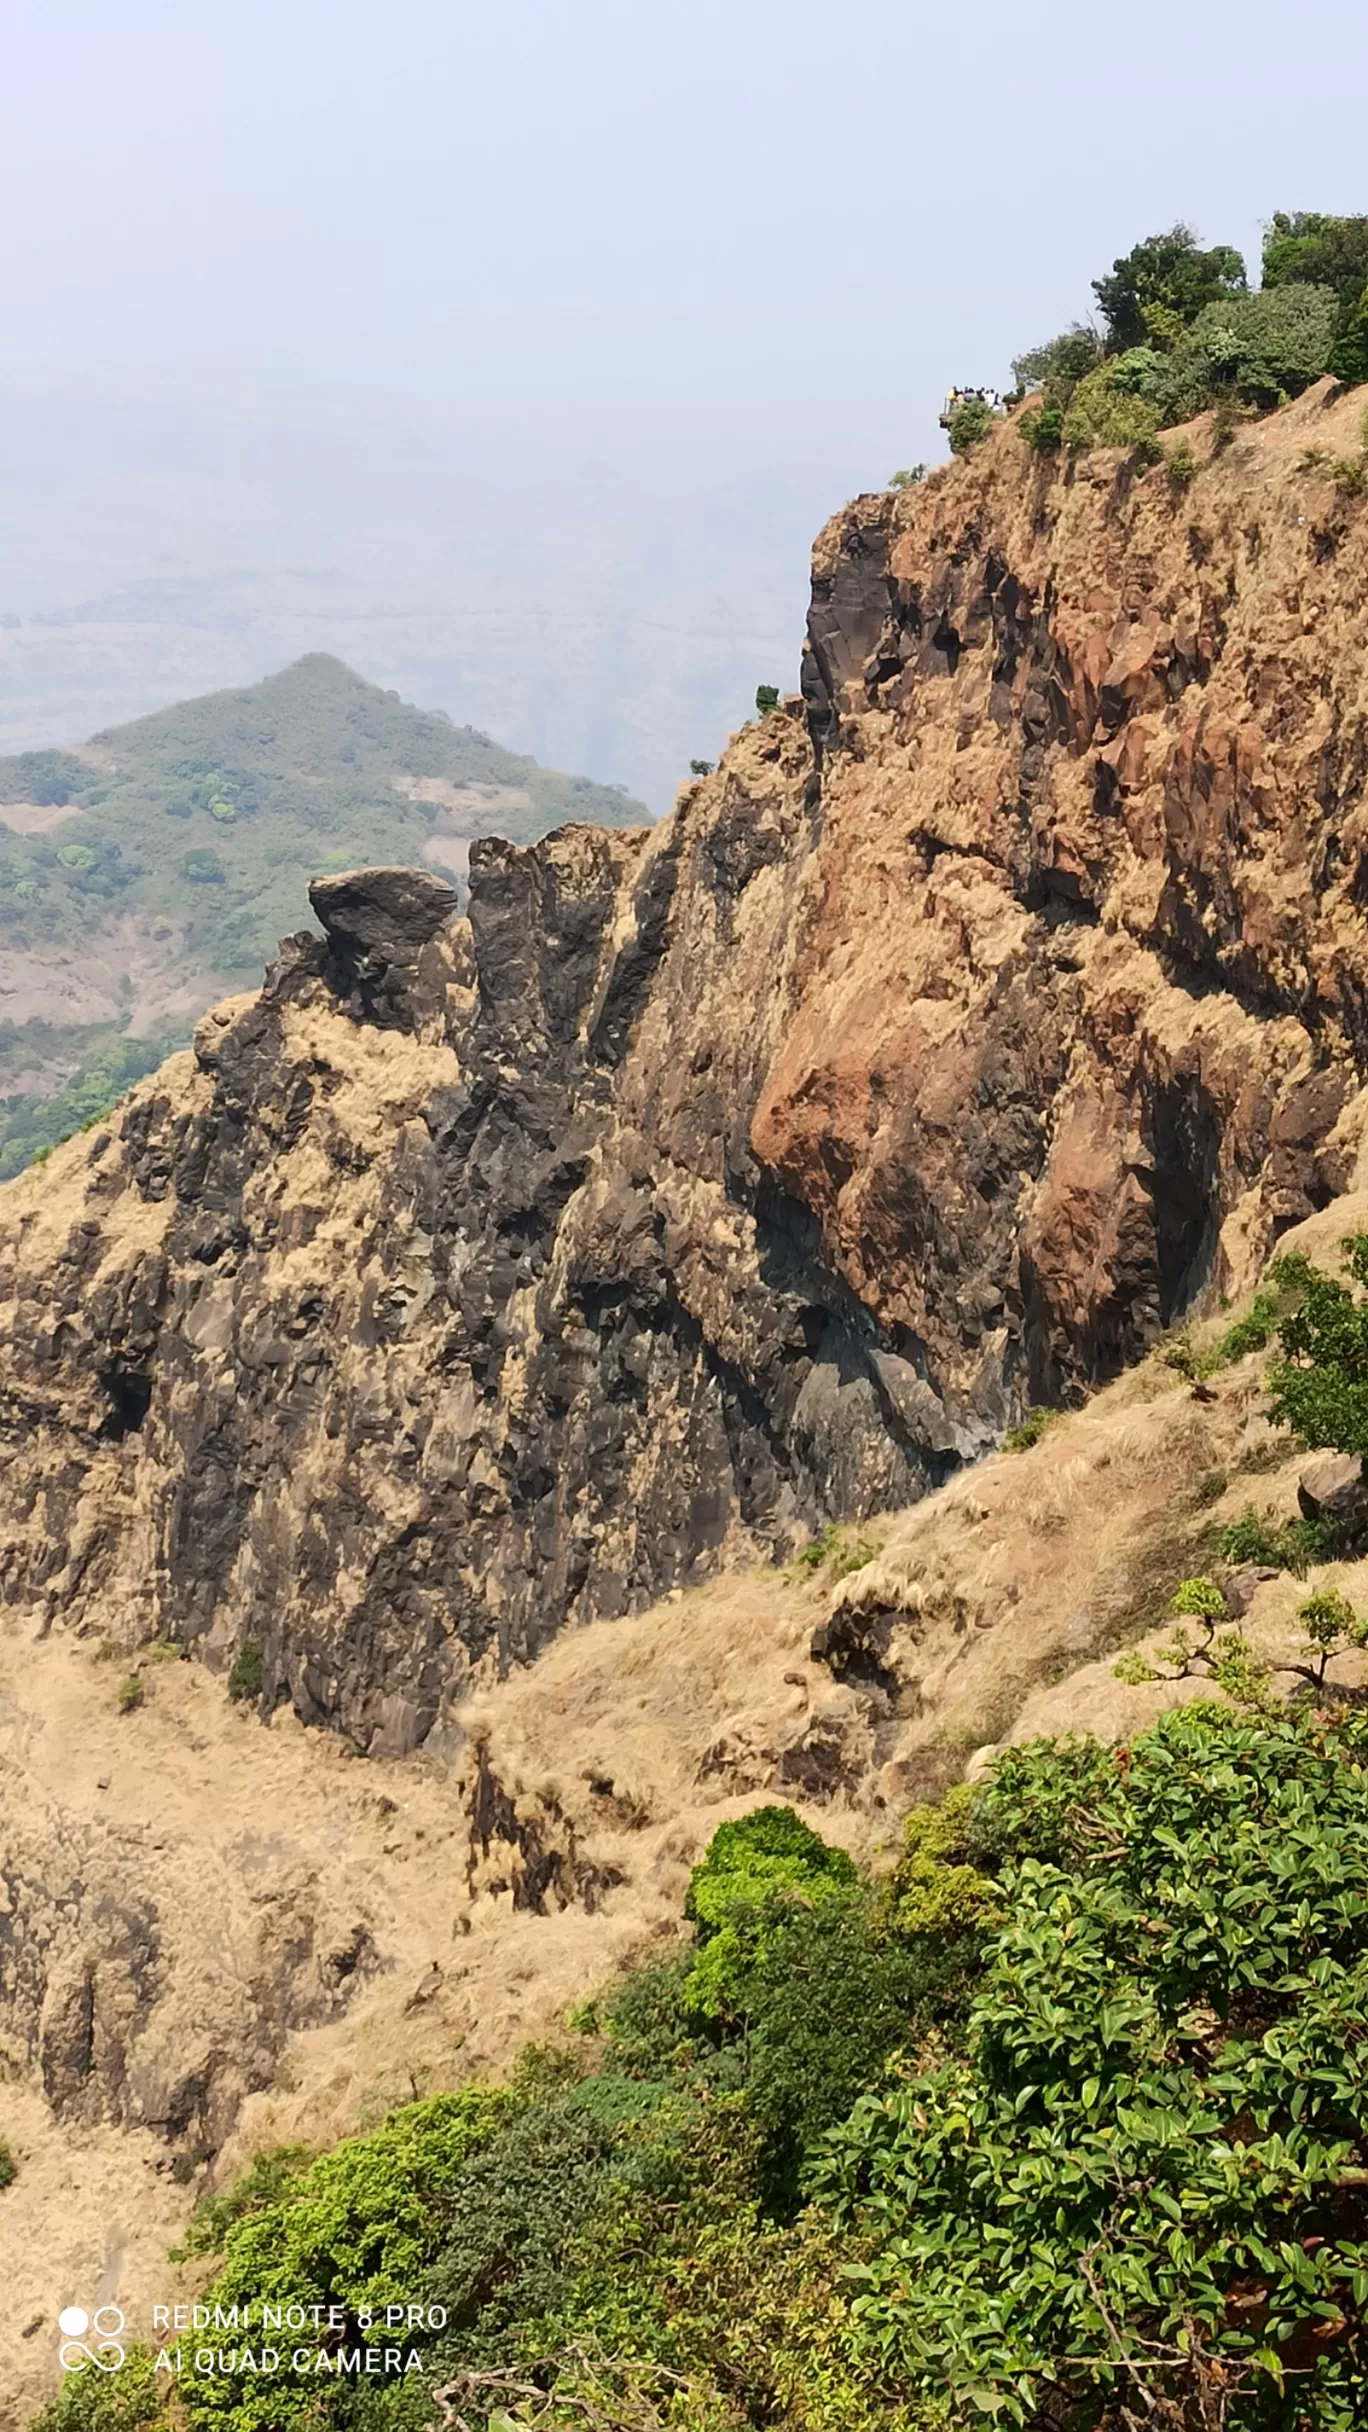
[0,653,648,1178]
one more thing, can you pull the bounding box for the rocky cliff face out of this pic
[3,378,1368,1752]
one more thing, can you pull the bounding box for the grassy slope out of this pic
[0,654,648,1176]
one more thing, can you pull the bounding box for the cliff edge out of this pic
[3,380,1368,1752]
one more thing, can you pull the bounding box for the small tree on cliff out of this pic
[1092,221,1246,350]
[1265,1237,1368,1457]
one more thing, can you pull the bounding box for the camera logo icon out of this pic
[58,2304,126,2373]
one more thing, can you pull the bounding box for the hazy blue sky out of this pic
[1,0,1366,804]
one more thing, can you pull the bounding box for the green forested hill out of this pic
[0,655,648,1176]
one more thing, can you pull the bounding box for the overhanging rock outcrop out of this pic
[3,378,1368,1749]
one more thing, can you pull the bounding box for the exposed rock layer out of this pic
[3,380,1368,1748]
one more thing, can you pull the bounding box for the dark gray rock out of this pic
[310,866,459,965]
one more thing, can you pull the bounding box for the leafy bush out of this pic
[1002,1405,1054,1451]
[0,2136,15,2188]
[819,1702,1368,2428]
[180,847,226,885]
[754,684,780,718]
[1330,285,1368,387]
[28,2350,168,2431]
[945,396,998,455]
[1155,283,1341,417]
[1019,401,1064,453]
[682,1806,859,2018]
[1165,435,1197,489]
[1291,1586,1368,1690]
[1113,1576,1269,1704]
[1060,362,1163,449]
[1267,1233,1368,1454]
[794,1522,841,1571]
[226,1638,264,1702]
[177,2088,513,2427]
[1214,1284,1281,1361]
[887,465,926,488]
[1013,327,1100,457]
[1092,223,1247,351]
[1217,1503,1331,1575]
[117,1673,144,1714]
[174,2143,311,2258]
[882,1785,1000,1942]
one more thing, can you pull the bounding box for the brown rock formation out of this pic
[2,380,1368,1749]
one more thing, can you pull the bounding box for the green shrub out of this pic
[226,1638,264,1702]
[28,2348,169,2430]
[887,465,926,488]
[945,396,998,455]
[1290,1586,1368,1690]
[1165,283,1341,413]
[830,1533,876,1580]
[117,1673,144,1715]
[1266,1234,1368,1454]
[1113,1576,1270,1705]
[754,684,780,718]
[883,1785,1001,1942]
[792,1523,874,1577]
[1060,362,1164,449]
[683,1807,860,2019]
[819,1701,1368,2427]
[1165,435,1197,489]
[794,1522,841,1571]
[0,2137,15,2188]
[1213,1284,1280,1361]
[688,757,713,776]
[1002,1405,1054,1451]
[1217,1503,1330,1575]
[1331,453,1368,498]
[1330,283,1368,386]
[173,2143,312,2258]
[179,846,226,884]
[1020,401,1063,453]
[177,2089,513,2428]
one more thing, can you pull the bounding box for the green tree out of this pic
[1262,211,1368,314]
[1266,1236,1368,1454]
[946,396,998,455]
[1092,223,1246,351]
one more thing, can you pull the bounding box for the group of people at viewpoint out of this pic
[941,384,1005,415]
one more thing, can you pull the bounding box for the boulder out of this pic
[309,866,459,970]
[1222,1563,1281,1618]
[1297,1452,1368,1525]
